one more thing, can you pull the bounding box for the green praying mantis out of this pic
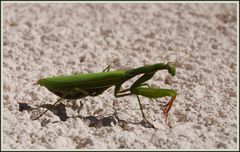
[32,62,177,128]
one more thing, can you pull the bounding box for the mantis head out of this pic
[166,62,176,76]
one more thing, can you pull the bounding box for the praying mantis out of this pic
[32,62,177,128]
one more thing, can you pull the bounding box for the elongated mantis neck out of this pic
[126,63,172,76]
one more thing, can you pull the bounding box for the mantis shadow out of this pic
[18,102,154,129]
[18,102,68,123]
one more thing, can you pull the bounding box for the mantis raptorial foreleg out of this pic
[114,72,156,97]
[133,83,168,106]
[114,71,177,128]
[163,95,176,127]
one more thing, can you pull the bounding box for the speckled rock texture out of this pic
[2,3,238,149]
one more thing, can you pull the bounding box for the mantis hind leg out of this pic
[32,88,89,120]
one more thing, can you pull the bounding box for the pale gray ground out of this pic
[2,3,238,149]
